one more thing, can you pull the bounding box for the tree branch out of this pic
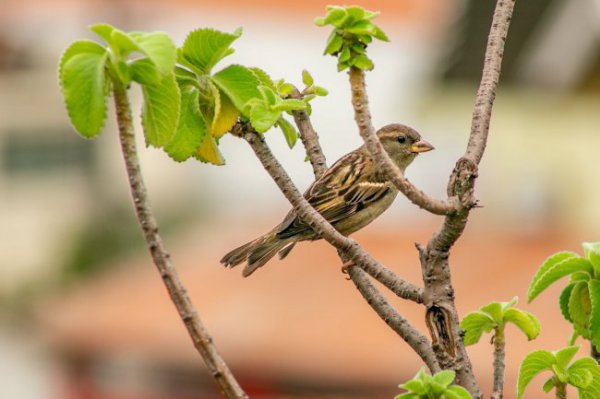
[346,264,440,372]
[291,89,328,178]
[491,329,506,399]
[112,81,247,399]
[347,67,458,216]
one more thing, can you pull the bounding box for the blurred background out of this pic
[1,0,599,398]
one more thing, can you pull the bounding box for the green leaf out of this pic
[460,312,496,346]
[301,69,314,87]
[352,54,374,70]
[129,58,161,86]
[504,308,541,341]
[569,282,591,338]
[569,358,600,399]
[174,66,199,87]
[89,23,114,44]
[59,40,109,138]
[212,64,260,114]
[271,98,306,112]
[554,346,580,369]
[528,256,593,302]
[517,350,556,399]
[324,31,344,55]
[394,394,417,399]
[583,242,600,272]
[316,6,348,28]
[432,370,455,388]
[560,283,576,323]
[127,31,176,75]
[480,302,503,324]
[568,368,593,389]
[588,279,600,350]
[339,46,351,62]
[258,85,278,106]
[444,385,473,399]
[529,251,580,296]
[400,379,426,395]
[164,87,206,162]
[346,20,375,36]
[542,377,556,393]
[248,101,280,133]
[181,28,241,74]
[211,89,239,138]
[196,134,225,165]
[313,86,328,96]
[277,117,297,149]
[371,25,390,41]
[141,72,180,147]
[249,67,276,91]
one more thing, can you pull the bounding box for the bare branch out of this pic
[291,89,328,178]
[112,82,247,399]
[347,67,458,216]
[491,330,506,399]
[232,123,424,304]
[346,264,440,372]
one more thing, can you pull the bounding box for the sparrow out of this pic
[221,123,434,277]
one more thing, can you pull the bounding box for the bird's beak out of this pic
[410,139,435,153]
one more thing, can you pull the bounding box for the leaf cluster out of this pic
[59,24,326,165]
[528,242,600,350]
[395,368,472,399]
[517,346,600,399]
[315,5,389,71]
[460,297,540,346]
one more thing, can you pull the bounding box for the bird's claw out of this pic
[341,260,354,280]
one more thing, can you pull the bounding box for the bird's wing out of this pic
[276,152,390,239]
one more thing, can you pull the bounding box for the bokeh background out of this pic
[1,0,600,398]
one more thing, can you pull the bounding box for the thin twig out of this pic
[112,81,247,399]
[291,89,328,178]
[346,264,440,372]
[347,68,458,216]
[491,329,506,399]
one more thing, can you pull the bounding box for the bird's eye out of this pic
[397,136,406,144]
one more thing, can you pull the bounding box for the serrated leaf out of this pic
[212,64,260,115]
[271,98,306,112]
[212,90,239,138]
[444,385,473,399]
[560,283,576,323]
[181,28,240,74]
[542,377,556,393]
[529,251,580,297]
[432,370,455,388]
[528,257,593,302]
[352,54,374,70]
[130,58,161,86]
[583,242,600,272]
[460,312,496,346]
[249,67,276,91]
[59,40,109,138]
[248,101,280,133]
[324,31,344,55]
[517,350,555,399]
[569,282,591,339]
[569,358,600,399]
[127,31,176,75]
[141,71,180,147]
[588,279,600,350]
[504,308,541,340]
[164,87,206,162]
[277,117,297,149]
[554,346,580,369]
[196,134,225,165]
[569,368,593,389]
[480,302,503,324]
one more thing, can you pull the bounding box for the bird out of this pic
[221,123,434,277]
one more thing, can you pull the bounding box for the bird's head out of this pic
[376,123,434,171]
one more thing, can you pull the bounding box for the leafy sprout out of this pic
[395,368,472,399]
[528,242,600,350]
[517,346,600,399]
[315,5,389,71]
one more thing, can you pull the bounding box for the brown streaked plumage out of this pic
[221,123,434,277]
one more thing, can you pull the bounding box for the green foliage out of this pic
[180,28,241,74]
[517,346,600,399]
[395,368,472,399]
[528,242,600,350]
[315,5,388,71]
[460,297,540,346]
[141,72,180,147]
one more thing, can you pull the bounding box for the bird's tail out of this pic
[220,232,291,277]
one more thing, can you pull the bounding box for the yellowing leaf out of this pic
[196,134,225,165]
[212,90,239,138]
